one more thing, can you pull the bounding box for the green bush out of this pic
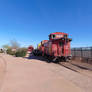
[7,49,16,55]
[0,49,4,53]
[6,48,27,57]
[15,48,27,57]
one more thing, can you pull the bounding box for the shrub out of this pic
[7,48,16,55]
[15,48,27,57]
[0,49,4,53]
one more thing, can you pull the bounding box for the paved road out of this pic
[0,54,86,92]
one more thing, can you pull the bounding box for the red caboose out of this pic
[28,45,34,54]
[25,45,34,57]
[44,32,72,62]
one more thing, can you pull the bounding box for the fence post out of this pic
[91,47,92,59]
[81,48,83,58]
[74,48,76,57]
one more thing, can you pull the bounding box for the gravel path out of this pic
[0,54,91,92]
[0,56,7,90]
[49,63,92,92]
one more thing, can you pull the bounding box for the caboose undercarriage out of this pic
[44,54,72,63]
[33,51,71,63]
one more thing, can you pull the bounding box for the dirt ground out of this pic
[0,54,92,92]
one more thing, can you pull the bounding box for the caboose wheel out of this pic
[64,57,70,62]
[47,59,51,63]
[53,58,59,63]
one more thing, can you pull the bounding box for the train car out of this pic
[35,40,48,56]
[27,45,34,54]
[25,45,34,57]
[36,42,42,56]
[34,32,72,63]
[41,40,48,56]
[42,32,72,63]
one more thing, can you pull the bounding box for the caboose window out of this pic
[52,35,56,39]
[64,35,67,38]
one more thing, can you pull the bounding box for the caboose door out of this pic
[58,41,64,56]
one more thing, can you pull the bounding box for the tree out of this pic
[2,40,27,57]
[10,40,20,50]
[2,44,10,50]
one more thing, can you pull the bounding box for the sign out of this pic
[56,34,63,38]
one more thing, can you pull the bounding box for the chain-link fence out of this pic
[71,47,92,59]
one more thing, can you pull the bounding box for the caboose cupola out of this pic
[49,32,68,40]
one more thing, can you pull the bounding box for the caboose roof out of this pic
[41,40,48,42]
[50,32,68,35]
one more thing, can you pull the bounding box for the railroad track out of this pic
[59,61,92,78]
[32,56,92,78]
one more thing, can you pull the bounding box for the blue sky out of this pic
[0,0,91,48]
